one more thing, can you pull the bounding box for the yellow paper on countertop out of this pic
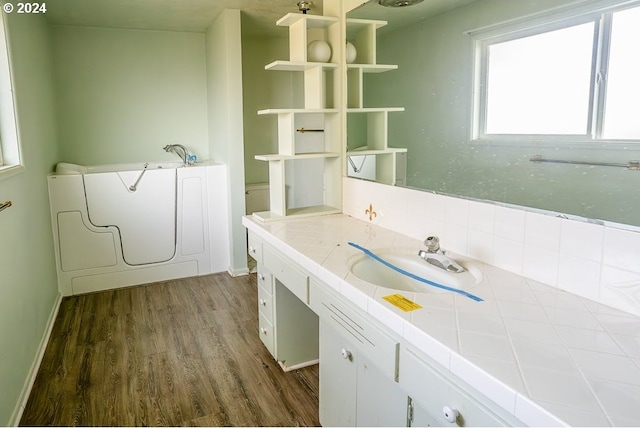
[382,294,422,312]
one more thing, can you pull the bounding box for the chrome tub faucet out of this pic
[163,144,193,166]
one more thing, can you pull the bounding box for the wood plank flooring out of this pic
[20,273,320,426]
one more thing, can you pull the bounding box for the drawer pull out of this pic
[340,348,352,360]
[260,327,268,335]
[442,406,459,423]
[249,246,256,254]
[258,273,265,281]
[259,298,267,306]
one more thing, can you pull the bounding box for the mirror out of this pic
[347,0,640,230]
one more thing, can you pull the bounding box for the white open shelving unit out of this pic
[253,7,405,222]
[253,12,343,222]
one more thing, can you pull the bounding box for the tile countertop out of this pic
[242,214,640,427]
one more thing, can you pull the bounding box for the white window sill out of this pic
[0,164,25,180]
[469,138,640,151]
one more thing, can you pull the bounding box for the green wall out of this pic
[52,25,209,165]
[206,10,248,274]
[366,0,640,227]
[0,11,251,423]
[0,12,60,425]
[241,34,303,185]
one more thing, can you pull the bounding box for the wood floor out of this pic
[20,273,320,426]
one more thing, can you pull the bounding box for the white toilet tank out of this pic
[245,183,270,214]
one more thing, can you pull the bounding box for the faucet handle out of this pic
[424,236,440,252]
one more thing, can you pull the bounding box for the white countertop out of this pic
[243,214,640,427]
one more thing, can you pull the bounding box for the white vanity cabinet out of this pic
[252,235,319,371]
[250,233,277,355]
[318,319,358,426]
[245,227,524,427]
[318,320,408,427]
[311,280,407,427]
[256,266,275,355]
[400,346,523,427]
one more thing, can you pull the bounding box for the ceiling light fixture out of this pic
[297,1,312,14]
[378,0,424,7]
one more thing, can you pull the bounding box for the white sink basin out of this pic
[347,247,482,295]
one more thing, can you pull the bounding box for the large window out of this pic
[473,1,640,142]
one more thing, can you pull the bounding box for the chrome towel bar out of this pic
[530,155,640,170]
[296,128,324,133]
[0,200,12,213]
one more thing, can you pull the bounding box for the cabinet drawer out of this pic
[258,283,273,323]
[256,267,271,292]
[248,232,263,264]
[310,280,399,382]
[258,312,275,356]
[401,347,512,427]
[264,247,309,304]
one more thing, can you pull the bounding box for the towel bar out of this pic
[530,155,640,170]
[0,200,12,213]
[296,128,324,133]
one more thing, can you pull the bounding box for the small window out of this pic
[0,13,22,174]
[473,2,640,143]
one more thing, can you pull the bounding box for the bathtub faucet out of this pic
[163,144,193,166]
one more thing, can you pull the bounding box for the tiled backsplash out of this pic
[343,177,640,316]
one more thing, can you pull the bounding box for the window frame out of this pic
[469,0,640,145]
[0,10,24,179]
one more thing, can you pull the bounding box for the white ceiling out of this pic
[348,0,475,35]
[44,0,322,36]
[44,0,475,36]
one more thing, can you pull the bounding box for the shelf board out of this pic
[347,63,398,73]
[277,13,339,28]
[258,108,339,115]
[266,60,339,72]
[347,107,405,113]
[253,205,341,222]
[347,148,408,156]
[346,18,388,31]
[255,152,341,162]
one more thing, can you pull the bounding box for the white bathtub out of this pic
[55,161,185,174]
[48,162,230,296]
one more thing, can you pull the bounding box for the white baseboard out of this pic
[228,266,250,277]
[9,292,62,427]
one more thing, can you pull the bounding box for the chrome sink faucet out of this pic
[418,236,466,273]
[163,144,193,166]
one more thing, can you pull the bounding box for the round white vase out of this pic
[346,41,357,64]
[307,40,332,62]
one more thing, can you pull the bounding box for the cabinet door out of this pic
[320,320,408,427]
[356,354,407,427]
[408,397,441,427]
[319,320,357,427]
[400,347,515,427]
